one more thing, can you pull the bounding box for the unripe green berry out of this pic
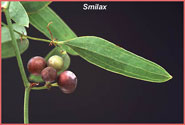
[48,55,64,72]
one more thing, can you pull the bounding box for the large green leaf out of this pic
[28,6,78,55]
[29,47,70,82]
[63,36,172,83]
[1,24,29,59]
[21,1,51,14]
[9,1,29,27]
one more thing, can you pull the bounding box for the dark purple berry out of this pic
[57,71,77,94]
[41,67,57,82]
[27,56,46,75]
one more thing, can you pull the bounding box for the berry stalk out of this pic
[31,83,59,90]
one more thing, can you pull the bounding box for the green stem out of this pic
[31,86,48,90]
[14,30,65,47]
[4,7,31,124]
[4,7,29,88]
[14,30,61,44]
[51,83,58,87]
[24,88,31,124]
[31,83,58,90]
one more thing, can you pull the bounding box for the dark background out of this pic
[2,2,183,123]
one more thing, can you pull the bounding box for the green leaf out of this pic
[2,24,27,42]
[2,39,29,59]
[28,6,78,55]
[1,1,9,9]
[29,47,70,82]
[9,2,29,27]
[2,24,29,59]
[21,1,51,14]
[29,75,43,83]
[63,36,172,83]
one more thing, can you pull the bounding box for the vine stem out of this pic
[4,6,30,124]
[4,6,29,88]
[24,88,31,124]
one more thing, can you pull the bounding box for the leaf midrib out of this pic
[63,36,166,73]
[73,36,165,72]
[75,47,165,82]
[65,42,169,80]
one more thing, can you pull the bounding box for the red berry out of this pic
[41,67,57,82]
[27,56,46,75]
[57,71,77,94]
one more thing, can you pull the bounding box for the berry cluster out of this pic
[27,56,77,94]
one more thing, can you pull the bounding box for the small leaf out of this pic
[28,6,78,55]
[1,1,9,9]
[1,24,29,59]
[9,2,29,27]
[2,24,27,43]
[29,47,70,82]
[63,36,172,83]
[21,1,51,14]
[2,39,29,59]
[29,75,43,83]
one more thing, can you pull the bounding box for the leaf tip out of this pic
[168,74,173,80]
[160,73,173,83]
